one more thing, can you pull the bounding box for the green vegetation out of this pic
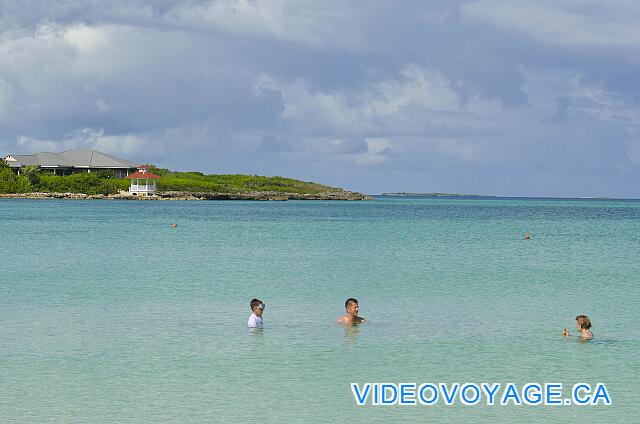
[0,161,342,195]
[0,161,119,194]
[143,166,339,194]
[0,160,31,193]
[37,173,121,195]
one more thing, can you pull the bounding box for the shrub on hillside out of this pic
[0,168,32,193]
[38,173,119,195]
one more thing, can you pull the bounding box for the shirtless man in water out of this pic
[337,298,366,324]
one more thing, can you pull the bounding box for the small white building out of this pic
[125,165,161,196]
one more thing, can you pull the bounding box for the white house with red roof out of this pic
[125,165,161,196]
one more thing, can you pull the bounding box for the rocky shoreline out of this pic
[0,190,372,201]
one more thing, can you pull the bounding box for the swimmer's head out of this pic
[575,315,591,330]
[345,298,359,315]
[250,298,265,316]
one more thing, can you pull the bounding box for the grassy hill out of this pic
[0,162,356,197]
[130,167,342,194]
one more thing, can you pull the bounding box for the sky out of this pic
[1,0,640,197]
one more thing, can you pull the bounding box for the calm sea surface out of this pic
[1,197,639,423]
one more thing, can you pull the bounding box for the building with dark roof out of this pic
[3,150,139,178]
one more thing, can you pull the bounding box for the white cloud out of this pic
[256,75,372,135]
[17,129,99,152]
[94,133,150,156]
[522,67,640,124]
[373,65,460,113]
[258,65,505,139]
[0,23,122,128]
[160,0,367,50]
[63,24,110,52]
[355,138,392,165]
[0,1,367,50]
[16,128,150,157]
[461,0,640,47]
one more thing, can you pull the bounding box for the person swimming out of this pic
[337,298,366,324]
[563,314,593,340]
[247,298,265,328]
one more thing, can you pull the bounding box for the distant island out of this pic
[381,192,495,198]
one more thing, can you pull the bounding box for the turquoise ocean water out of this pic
[1,197,639,423]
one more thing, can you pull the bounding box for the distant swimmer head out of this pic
[345,298,359,315]
[337,298,365,324]
[576,315,591,330]
[171,223,177,228]
[250,298,265,316]
[575,314,593,340]
[524,232,531,240]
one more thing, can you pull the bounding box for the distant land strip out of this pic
[381,192,495,197]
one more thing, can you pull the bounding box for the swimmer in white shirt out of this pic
[247,298,265,328]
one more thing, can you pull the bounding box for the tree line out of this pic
[0,161,339,195]
[0,161,123,194]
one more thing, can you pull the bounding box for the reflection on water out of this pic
[248,326,264,351]
[560,334,618,345]
[342,323,361,345]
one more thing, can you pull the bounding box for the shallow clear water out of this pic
[1,197,638,422]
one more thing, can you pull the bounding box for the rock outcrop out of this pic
[0,190,372,201]
[158,190,371,201]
